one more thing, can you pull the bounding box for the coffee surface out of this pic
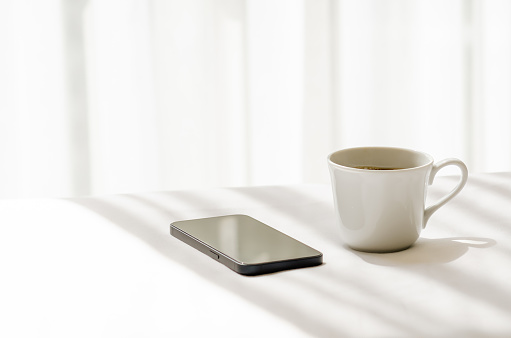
[354,166,404,170]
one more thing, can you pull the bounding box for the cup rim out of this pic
[327,146,434,172]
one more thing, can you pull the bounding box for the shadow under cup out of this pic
[328,147,436,253]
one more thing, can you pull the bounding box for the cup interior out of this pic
[328,147,433,170]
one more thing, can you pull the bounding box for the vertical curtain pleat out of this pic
[0,0,72,197]
[150,0,248,192]
[478,0,511,171]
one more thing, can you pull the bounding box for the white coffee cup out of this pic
[327,147,468,253]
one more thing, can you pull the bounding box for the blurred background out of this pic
[0,0,510,198]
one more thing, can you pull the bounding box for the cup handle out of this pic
[423,158,468,228]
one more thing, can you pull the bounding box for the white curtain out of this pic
[1,0,510,198]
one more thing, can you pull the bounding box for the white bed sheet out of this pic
[1,173,511,337]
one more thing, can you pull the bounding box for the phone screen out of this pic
[171,215,322,275]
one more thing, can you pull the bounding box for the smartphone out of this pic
[170,214,323,276]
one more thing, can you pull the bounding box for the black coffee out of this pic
[354,166,404,170]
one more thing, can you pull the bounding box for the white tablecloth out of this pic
[1,173,510,337]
